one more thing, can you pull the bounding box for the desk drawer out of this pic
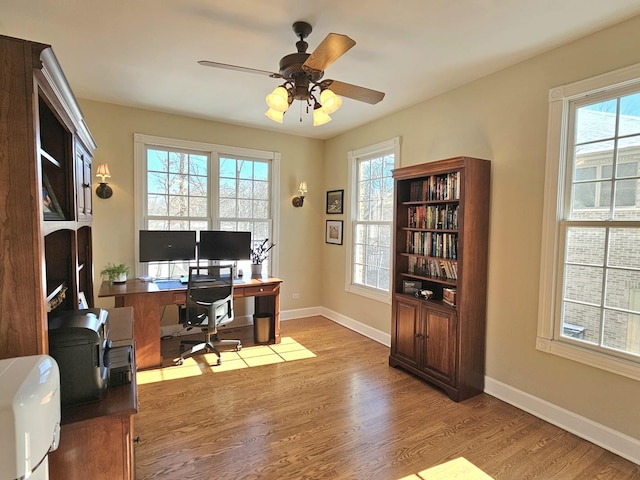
[242,284,279,296]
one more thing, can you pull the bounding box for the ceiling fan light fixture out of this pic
[265,86,290,112]
[320,89,342,115]
[265,108,285,123]
[313,102,332,126]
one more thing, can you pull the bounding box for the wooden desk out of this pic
[49,307,137,480]
[99,276,282,369]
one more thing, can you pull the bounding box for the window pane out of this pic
[148,194,168,216]
[605,268,640,310]
[219,198,236,217]
[609,228,640,269]
[219,178,236,198]
[619,92,640,137]
[148,172,168,194]
[562,302,601,344]
[566,227,605,265]
[564,265,603,304]
[603,310,640,355]
[575,100,617,144]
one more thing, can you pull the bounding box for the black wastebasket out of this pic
[253,313,272,344]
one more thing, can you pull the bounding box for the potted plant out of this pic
[101,263,130,284]
[251,239,275,276]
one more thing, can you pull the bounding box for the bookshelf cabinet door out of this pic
[421,304,457,385]
[392,296,421,369]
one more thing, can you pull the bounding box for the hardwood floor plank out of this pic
[134,316,640,479]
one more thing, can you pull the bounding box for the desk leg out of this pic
[116,294,162,369]
[255,293,281,344]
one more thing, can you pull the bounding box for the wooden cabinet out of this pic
[0,33,96,360]
[389,157,490,401]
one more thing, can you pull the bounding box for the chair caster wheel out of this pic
[176,359,184,366]
[216,358,222,366]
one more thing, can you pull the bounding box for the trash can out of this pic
[253,313,272,344]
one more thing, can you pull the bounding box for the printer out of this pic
[48,308,110,406]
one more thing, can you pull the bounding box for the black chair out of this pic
[177,265,241,365]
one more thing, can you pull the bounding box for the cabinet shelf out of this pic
[40,149,62,168]
[401,272,456,287]
[390,156,490,402]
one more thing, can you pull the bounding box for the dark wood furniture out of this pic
[389,157,491,401]
[49,307,138,480]
[99,275,283,369]
[0,34,96,360]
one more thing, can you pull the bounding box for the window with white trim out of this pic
[538,64,640,380]
[346,137,400,303]
[134,134,279,278]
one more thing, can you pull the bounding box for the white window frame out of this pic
[134,133,280,277]
[537,63,640,381]
[345,137,400,303]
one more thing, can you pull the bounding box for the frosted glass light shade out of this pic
[298,181,307,195]
[313,106,331,126]
[320,89,342,114]
[265,108,284,123]
[265,86,290,113]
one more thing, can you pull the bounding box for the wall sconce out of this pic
[292,181,307,207]
[95,163,113,199]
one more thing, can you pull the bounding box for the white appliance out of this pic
[0,355,61,480]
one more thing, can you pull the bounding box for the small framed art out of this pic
[325,220,343,245]
[326,189,344,214]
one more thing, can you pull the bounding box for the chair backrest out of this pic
[184,265,234,329]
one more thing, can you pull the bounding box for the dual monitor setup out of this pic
[139,230,252,281]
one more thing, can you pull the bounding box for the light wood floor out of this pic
[134,316,639,480]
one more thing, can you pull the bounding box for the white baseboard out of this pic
[318,307,391,347]
[484,377,640,465]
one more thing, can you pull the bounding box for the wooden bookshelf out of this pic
[389,157,490,401]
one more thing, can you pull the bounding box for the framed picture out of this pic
[326,189,344,214]
[325,220,343,245]
[42,173,65,220]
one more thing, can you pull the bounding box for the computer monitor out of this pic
[198,231,251,261]
[139,230,197,262]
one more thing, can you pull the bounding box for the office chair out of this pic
[177,265,241,365]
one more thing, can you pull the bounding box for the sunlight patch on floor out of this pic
[137,336,316,385]
[397,457,493,480]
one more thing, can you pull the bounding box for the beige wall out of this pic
[81,14,640,441]
[323,16,640,439]
[80,101,325,316]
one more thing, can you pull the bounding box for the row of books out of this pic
[408,256,458,281]
[406,231,458,259]
[409,172,460,202]
[408,204,459,230]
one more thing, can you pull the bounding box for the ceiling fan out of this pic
[198,21,385,126]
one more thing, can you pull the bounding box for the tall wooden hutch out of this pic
[0,34,136,479]
[0,34,96,359]
[389,157,490,401]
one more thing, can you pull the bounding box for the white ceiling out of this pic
[2,1,640,140]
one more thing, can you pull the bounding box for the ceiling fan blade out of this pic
[198,60,282,78]
[321,80,385,105]
[302,33,356,73]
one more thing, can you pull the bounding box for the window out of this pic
[538,64,640,380]
[346,137,400,302]
[134,133,280,278]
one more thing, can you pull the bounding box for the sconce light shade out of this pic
[292,180,307,208]
[95,163,113,199]
[95,163,111,181]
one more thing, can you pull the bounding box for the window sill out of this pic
[536,336,640,381]
[346,284,391,304]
